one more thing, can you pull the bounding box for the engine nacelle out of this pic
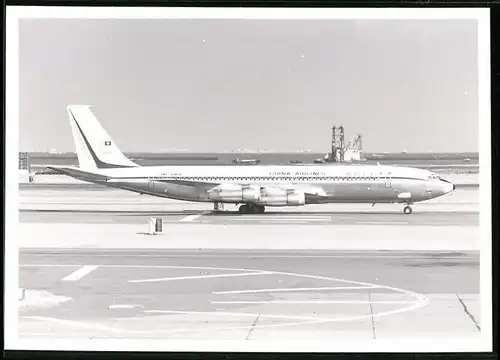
[207,184,260,203]
[258,188,305,206]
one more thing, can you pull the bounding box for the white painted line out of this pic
[108,304,143,309]
[257,221,326,224]
[19,264,430,334]
[211,300,418,304]
[62,265,99,281]
[356,221,409,225]
[226,217,330,220]
[179,214,202,222]
[258,219,329,222]
[213,285,379,295]
[226,216,332,219]
[17,263,426,304]
[129,271,272,283]
[144,309,330,322]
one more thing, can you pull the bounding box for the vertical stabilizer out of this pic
[67,105,138,170]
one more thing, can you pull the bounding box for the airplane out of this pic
[49,105,456,215]
[232,158,261,165]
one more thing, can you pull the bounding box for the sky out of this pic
[18,18,479,153]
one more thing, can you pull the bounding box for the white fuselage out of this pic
[73,163,454,206]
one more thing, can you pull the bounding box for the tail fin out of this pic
[67,105,138,170]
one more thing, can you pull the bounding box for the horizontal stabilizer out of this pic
[47,166,109,183]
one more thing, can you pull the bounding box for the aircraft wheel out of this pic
[239,204,250,214]
[252,205,265,214]
[403,206,412,215]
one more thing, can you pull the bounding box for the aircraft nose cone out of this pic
[444,181,455,194]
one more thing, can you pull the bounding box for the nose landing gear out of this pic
[403,203,413,214]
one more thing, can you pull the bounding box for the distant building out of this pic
[18,152,30,170]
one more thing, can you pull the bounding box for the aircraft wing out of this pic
[154,178,220,188]
[156,180,329,197]
[145,179,330,197]
[105,177,219,189]
[101,175,330,198]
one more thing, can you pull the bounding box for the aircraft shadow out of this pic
[19,209,197,215]
[19,209,444,216]
[206,211,434,216]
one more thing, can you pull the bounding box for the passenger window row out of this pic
[151,176,387,181]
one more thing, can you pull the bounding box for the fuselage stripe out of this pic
[111,176,428,182]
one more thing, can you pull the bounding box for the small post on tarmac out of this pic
[148,217,156,235]
[148,217,163,235]
[155,218,163,233]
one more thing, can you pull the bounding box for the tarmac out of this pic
[19,249,480,342]
[19,210,479,226]
[15,185,485,349]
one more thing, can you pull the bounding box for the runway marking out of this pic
[20,264,430,334]
[21,295,423,336]
[41,219,116,223]
[213,285,380,295]
[179,214,202,222]
[356,221,409,225]
[257,219,329,223]
[108,304,143,310]
[229,218,329,221]
[227,215,330,218]
[211,300,417,304]
[61,265,98,281]
[128,271,272,283]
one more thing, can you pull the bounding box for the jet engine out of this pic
[258,187,305,206]
[207,184,260,202]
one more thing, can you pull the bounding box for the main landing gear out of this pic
[403,203,413,215]
[239,204,265,214]
[213,202,224,212]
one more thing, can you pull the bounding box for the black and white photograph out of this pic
[5,7,492,353]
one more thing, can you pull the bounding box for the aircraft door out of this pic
[385,173,392,188]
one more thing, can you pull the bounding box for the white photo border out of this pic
[5,6,492,353]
